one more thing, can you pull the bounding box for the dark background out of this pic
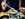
[7,0,19,12]
[0,0,19,12]
[21,0,25,7]
[0,0,1,6]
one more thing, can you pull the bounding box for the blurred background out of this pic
[0,0,25,19]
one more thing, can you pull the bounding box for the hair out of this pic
[0,5,2,12]
[2,0,7,3]
[1,15,9,19]
[2,0,4,2]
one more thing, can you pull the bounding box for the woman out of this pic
[1,0,10,12]
[1,0,7,10]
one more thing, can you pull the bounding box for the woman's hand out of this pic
[19,7,25,12]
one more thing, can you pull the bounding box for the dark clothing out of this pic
[21,0,25,7]
[0,6,2,12]
[0,6,10,12]
[2,6,10,12]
